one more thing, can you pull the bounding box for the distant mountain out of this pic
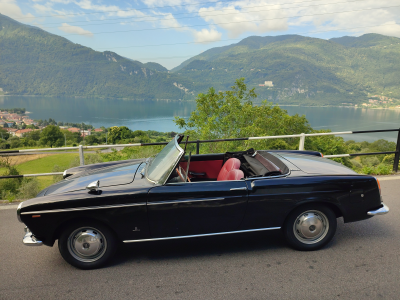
[329,34,400,48]
[1,12,400,106]
[172,34,400,105]
[143,62,168,72]
[123,58,168,72]
[0,14,192,100]
[171,35,308,72]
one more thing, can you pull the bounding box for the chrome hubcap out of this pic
[67,227,107,262]
[293,210,329,244]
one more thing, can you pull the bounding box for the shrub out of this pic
[9,138,21,148]
[68,152,104,168]
[0,156,22,201]
[375,164,391,175]
[360,164,391,175]
[17,178,41,200]
[361,166,374,175]
[361,156,380,167]
[350,159,362,169]
[52,165,64,183]
[382,154,395,166]
[2,191,16,202]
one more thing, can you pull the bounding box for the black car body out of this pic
[17,135,389,269]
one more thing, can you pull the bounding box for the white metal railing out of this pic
[0,128,399,177]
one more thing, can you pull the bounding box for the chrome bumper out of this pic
[367,203,389,216]
[22,227,43,246]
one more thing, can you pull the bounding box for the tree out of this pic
[108,126,134,144]
[40,125,64,147]
[0,128,9,140]
[85,135,98,145]
[174,78,312,153]
[25,130,41,141]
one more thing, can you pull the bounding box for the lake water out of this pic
[1,96,400,142]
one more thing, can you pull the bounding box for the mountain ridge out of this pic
[172,33,400,105]
[1,13,400,105]
[0,13,193,100]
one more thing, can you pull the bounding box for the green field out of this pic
[1,153,78,190]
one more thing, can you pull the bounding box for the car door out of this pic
[147,180,249,238]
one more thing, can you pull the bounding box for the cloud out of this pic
[75,0,147,18]
[282,0,400,37]
[58,23,93,37]
[198,1,288,38]
[141,0,195,8]
[0,0,34,19]
[192,28,222,43]
[367,22,400,38]
[194,0,400,38]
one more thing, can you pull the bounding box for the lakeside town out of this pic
[357,94,400,108]
[0,108,103,139]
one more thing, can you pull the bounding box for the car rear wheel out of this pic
[283,204,337,251]
[58,221,117,269]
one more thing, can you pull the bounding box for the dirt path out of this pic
[3,154,53,165]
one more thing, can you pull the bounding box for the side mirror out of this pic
[86,180,100,193]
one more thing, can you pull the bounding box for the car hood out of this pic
[272,152,357,175]
[40,160,146,196]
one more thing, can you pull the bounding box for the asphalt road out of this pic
[0,177,399,300]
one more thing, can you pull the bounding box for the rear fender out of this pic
[283,198,344,226]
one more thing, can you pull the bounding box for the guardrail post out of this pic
[299,133,305,150]
[79,145,85,166]
[196,140,200,154]
[393,128,400,172]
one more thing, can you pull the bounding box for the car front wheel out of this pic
[283,204,337,251]
[58,221,117,269]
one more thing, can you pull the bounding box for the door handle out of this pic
[230,187,247,191]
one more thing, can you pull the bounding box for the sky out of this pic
[1,0,400,69]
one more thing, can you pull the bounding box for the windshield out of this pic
[145,136,184,184]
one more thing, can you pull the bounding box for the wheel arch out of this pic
[51,216,119,245]
[283,199,343,228]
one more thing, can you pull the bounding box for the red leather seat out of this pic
[217,158,244,181]
[225,169,244,181]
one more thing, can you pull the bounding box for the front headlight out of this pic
[17,202,23,223]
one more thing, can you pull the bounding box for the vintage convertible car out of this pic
[17,135,389,269]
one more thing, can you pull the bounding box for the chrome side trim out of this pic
[21,202,146,215]
[230,187,247,191]
[367,203,389,216]
[123,227,281,243]
[147,197,225,205]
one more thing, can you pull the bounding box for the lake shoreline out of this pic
[1,96,400,142]
[2,95,399,110]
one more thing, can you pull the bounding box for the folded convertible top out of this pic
[224,149,289,177]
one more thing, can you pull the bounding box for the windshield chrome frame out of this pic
[145,135,185,185]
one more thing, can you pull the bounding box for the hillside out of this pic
[1,12,400,106]
[172,34,400,105]
[0,14,193,100]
